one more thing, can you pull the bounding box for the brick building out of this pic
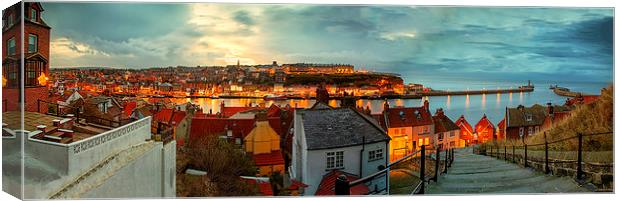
[2,2,51,112]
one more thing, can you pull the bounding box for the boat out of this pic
[263,94,287,101]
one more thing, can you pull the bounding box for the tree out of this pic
[179,135,258,196]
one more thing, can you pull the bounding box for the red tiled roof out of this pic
[189,117,256,141]
[123,101,137,116]
[153,108,187,125]
[221,106,255,117]
[475,114,495,131]
[432,111,459,133]
[287,179,308,190]
[384,106,433,128]
[497,118,506,129]
[455,115,473,134]
[252,150,285,166]
[565,95,599,106]
[242,178,273,196]
[267,104,282,117]
[315,170,369,195]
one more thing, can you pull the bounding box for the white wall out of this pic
[81,142,162,198]
[303,141,387,195]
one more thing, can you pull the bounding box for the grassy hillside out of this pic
[491,85,613,151]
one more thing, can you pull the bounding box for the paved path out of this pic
[426,147,590,194]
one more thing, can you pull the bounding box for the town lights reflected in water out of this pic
[481,93,486,110]
[465,94,470,109]
[184,80,607,125]
[496,93,501,109]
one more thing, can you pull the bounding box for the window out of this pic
[418,139,423,147]
[450,141,455,147]
[368,149,384,161]
[31,9,37,22]
[28,34,38,53]
[528,127,533,135]
[424,137,430,145]
[449,131,455,137]
[8,14,14,27]
[526,114,532,121]
[326,151,344,169]
[7,37,15,55]
[535,126,539,134]
[519,127,524,136]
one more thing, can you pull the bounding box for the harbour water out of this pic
[179,80,611,126]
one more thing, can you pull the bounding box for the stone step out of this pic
[424,147,590,194]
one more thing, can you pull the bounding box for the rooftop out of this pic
[299,107,389,150]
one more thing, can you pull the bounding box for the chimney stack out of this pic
[423,100,430,112]
[546,102,554,115]
[37,125,47,133]
[255,112,268,122]
[435,108,444,116]
[383,99,389,112]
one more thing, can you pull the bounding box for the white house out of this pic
[291,103,390,195]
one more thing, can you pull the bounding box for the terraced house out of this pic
[374,100,434,162]
[292,102,390,195]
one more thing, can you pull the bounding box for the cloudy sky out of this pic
[42,3,613,83]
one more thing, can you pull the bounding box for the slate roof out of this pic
[299,107,389,150]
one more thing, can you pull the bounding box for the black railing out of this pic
[479,131,613,183]
[337,145,456,195]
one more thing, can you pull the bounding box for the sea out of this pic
[174,79,611,125]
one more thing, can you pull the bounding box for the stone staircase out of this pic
[49,141,156,199]
[425,147,590,194]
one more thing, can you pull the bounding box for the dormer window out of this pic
[8,14,14,27]
[525,113,532,121]
[31,8,38,22]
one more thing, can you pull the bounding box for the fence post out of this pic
[443,148,448,174]
[335,175,350,195]
[512,145,515,163]
[448,148,453,167]
[576,133,583,180]
[419,145,426,194]
[524,143,528,168]
[544,132,550,174]
[504,146,507,160]
[433,147,440,182]
[496,145,500,158]
[451,148,454,164]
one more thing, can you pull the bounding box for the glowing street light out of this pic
[38,73,49,86]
